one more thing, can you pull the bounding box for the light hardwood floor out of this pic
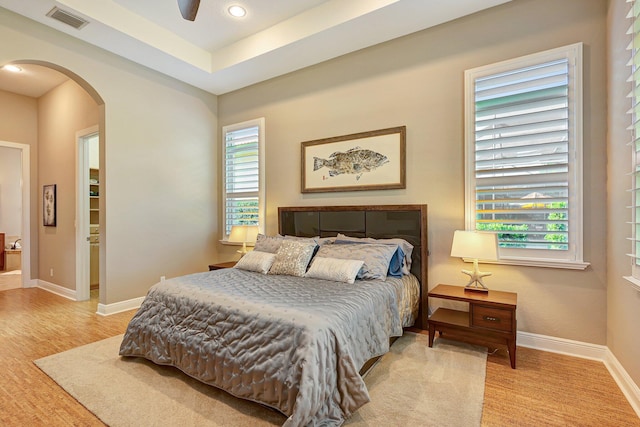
[1,287,638,426]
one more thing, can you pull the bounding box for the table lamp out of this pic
[228,225,259,255]
[450,230,499,292]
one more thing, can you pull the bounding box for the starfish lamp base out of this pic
[461,258,491,293]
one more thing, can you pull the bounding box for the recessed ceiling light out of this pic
[2,64,22,73]
[228,5,246,18]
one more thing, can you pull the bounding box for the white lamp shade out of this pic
[228,225,259,244]
[450,230,499,261]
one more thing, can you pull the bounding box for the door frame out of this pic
[75,126,98,301]
[0,141,31,287]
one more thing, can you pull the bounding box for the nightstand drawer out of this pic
[471,305,513,332]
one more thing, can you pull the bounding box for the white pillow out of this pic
[305,257,364,284]
[233,251,276,274]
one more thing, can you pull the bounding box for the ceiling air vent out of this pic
[46,7,89,30]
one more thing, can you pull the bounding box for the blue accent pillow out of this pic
[387,245,405,278]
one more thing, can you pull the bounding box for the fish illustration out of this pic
[313,147,388,180]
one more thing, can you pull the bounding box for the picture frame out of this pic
[301,126,406,193]
[43,184,57,227]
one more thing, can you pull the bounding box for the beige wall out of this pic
[0,89,37,143]
[0,7,219,304]
[219,0,609,344]
[0,89,38,278]
[607,0,640,388]
[0,0,635,389]
[37,79,99,290]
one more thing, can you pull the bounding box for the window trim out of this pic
[464,43,588,270]
[627,0,640,285]
[221,117,265,243]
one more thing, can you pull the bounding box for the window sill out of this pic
[464,257,590,270]
[219,240,255,247]
[623,276,640,291]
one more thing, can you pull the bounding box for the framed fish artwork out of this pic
[301,126,406,193]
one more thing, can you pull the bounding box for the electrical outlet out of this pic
[160,276,165,282]
[49,268,53,277]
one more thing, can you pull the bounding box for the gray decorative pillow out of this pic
[305,257,364,284]
[283,235,316,242]
[284,235,336,246]
[335,233,414,275]
[254,234,284,253]
[268,240,317,277]
[315,243,398,281]
[233,250,276,274]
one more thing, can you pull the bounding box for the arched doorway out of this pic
[0,60,105,302]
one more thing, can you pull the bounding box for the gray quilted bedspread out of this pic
[119,269,409,426]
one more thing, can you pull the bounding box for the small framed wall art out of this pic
[43,184,57,227]
[301,126,406,193]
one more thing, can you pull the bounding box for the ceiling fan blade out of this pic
[177,0,199,21]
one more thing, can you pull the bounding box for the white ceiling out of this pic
[0,63,69,98]
[0,0,511,97]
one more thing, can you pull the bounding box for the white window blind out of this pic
[465,44,586,268]
[628,0,640,280]
[222,118,265,237]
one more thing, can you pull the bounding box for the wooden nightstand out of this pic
[428,284,518,368]
[208,261,237,271]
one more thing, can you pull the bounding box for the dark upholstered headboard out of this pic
[278,205,428,329]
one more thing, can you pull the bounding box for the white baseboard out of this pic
[37,279,77,301]
[96,296,144,316]
[31,283,640,418]
[517,331,608,361]
[23,278,38,288]
[519,331,640,418]
[37,279,143,316]
[604,348,640,417]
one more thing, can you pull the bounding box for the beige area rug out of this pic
[35,333,487,427]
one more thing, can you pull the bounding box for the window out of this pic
[464,44,588,269]
[628,1,640,283]
[222,118,265,239]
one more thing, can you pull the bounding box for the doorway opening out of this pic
[76,127,99,301]
[0,141,31,291]
[1,60,105,303]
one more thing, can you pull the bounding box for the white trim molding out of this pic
[75,125,99,302]
[466,257,590,271]
[37,279,77,301]
[604,348,640,417]
[519,331,640,417]
[96,296,144,316]
[517,331,608,361]
[37,278,144,316]
[22,278,38,288]
[623,275,640,292]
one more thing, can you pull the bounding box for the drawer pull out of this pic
[483,316,500,322]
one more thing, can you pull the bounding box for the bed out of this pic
[119,204,428,426]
